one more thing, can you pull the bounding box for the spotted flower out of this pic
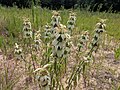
[44,24,52,42]
[34,64,51,90]
[77,31,89,51]
[52,25,71,58]
[89,20,106,52]
[34,30,42,51]
[95,18,107,30]
[23,18,33,38]
[51,11,61,28]
[14,43,23,60]
[67,12,76,33]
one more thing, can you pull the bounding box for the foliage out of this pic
[0,0,120,11]
[0,0,33,8]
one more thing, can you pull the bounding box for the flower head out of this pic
[14,43,23,60]
[34,30,42,51]
[34,64,51,89]
[89,19,106,52]
[77,31,89,51]
[67,12,76,33]
[44,24,52,40]
[52,25,71,58]
[95,18,107,30]
[23,18,32,38]
[51,11,61,28]
[23,17,31,29]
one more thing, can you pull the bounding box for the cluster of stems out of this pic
[67,19,107,89]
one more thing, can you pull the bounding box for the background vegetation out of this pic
[0,0,120,12]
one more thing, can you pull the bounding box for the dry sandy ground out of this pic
[0,41,120,90]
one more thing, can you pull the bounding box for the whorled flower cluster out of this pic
[52,24,71,58]
[77,31,89,51]
[23,18,33,39]
[34,30,42,51]
[34,64,51,90]
[67,12,76,33]
[51,11,61,28]
[89,19,106,52]
[14,43,23,60]
[44,24,52,43]
[95,18,107,30]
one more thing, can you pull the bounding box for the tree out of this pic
[40,0,52,8]
[0,0,120,12]
[51,0,63,9]
[64,0,77,9]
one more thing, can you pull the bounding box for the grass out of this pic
[0,6,120,90]
[0,6,120,40]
